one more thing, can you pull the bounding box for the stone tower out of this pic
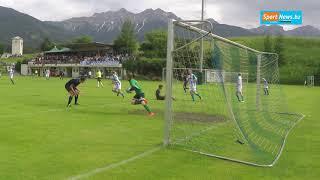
[12,36,23,55]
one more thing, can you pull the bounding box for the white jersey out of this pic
[9,69,14,79]
[188,73,197,91]
[236,76,243,92]
[263,80,269,89]
[112,74,121,90]
[46,70,50,77]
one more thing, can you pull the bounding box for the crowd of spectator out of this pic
[31,54,124,66]
[80,55,121,66]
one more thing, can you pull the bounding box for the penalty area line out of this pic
[67,146,162,180]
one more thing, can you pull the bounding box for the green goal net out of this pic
[164,19,304,167]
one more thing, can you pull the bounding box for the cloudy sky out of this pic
[0,0,319,29]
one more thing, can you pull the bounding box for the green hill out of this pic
[231,37,320,84]
[0,6,75,52]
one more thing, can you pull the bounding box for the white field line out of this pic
[67,146,162,180]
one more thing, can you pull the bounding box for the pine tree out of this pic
[113,19,138,55]
[274,34,285,66]
[264,34,272,52]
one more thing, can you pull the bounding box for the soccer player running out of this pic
[236,73,244,102]
[187,69,201,101]
[96,70,104,88]
[9,67,15,85]
[111,71,124,98]
[65,76,86,107]
[127,74,155,116]
[262,78,269,95]
[182,71,189,94]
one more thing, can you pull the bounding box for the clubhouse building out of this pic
[21,42,125,78]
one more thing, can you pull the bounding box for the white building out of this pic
[12,36,23,55]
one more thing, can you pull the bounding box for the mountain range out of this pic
[0,6,320,50]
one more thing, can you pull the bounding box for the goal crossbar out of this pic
[174,20,277,56]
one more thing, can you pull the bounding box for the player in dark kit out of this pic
[156,85,165,100]
[59,71,64,80]
[65,77,86,107]
[182,72,189,94]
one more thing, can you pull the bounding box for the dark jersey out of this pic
[155,88,165,100]
[65,79,81,88]
[183,75,188,85]
[156,89,161,99]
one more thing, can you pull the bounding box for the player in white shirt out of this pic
[45,69,50,80]
[88,71,92,78]
[262,78,269,95]
[187,69,202,101]
[9,68,15,85]
[111,71,124,98]
[236,73,244,102]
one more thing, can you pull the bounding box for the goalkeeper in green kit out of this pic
[126,74,155,116]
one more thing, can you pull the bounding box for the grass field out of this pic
[0,76,319,180]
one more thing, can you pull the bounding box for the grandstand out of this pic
[21,42,125,78]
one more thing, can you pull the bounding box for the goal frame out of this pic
[163,19,304,167]
[305,75,315,87]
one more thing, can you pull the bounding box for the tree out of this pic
[264,34,272,52]
[113,19,138,55]
[140,30,167,58]
[72,36,93,43]
[40,38,55,51]
[274,34,285,66]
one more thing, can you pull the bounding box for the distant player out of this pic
[182,72,189,94]
[59,70,64,80]
[236,73,244,102]
[187,69,201,101]
[111,71,124,98]
[35,70,38,77]
[96,70,104,88]
[65,76,86,107]
[156,85,165,100]
[155,84,175,101]
[88,71,92,78]
[45,69,50,80]
[262,78,269,95]
[127,74,154,116]
[9,68,15,85]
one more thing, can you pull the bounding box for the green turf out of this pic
[0,76,319,179]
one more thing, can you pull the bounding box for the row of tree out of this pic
[40,35,94,51]
[264,34,285,66]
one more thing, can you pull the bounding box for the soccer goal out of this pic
[164,19,304,167]
[305,75,315,87]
